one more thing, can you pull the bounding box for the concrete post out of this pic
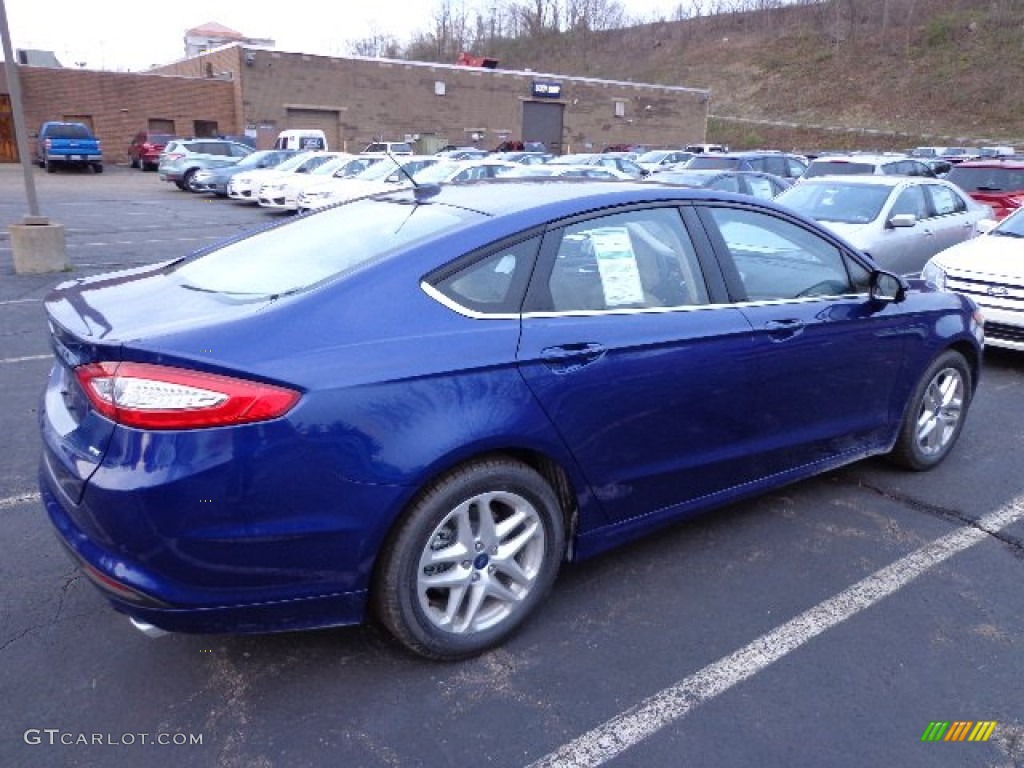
[9,220,70,274]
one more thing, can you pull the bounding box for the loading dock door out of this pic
[522,101,564,155]
[285,109,340,152]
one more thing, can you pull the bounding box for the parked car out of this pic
[187,150,300,196]
[944,157,1024,220]
[501,164,632,179]
[922,206,1024,352]
[226,151,342,203]
[297,154,439,212]
[361,141,414,156]
[33,121,103,173]
[157,138,254,191]
[489,151,552,165]
[408,158,521,184]
[435,147,490,160]
[776,175,993,276]
[257,154,382,212]
[492,140,547,153]
[801,154,936,180]
[38,181,982,660]
[129,131,174,171]
[644,168,792,199]
[634,149,695,173]
[683,151,808,180]
[684,143,727,154]
[546,152,647,178]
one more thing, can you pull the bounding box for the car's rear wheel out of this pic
[92,164,103,174]
[183,169,200,192]
[174,181,187,190]
[889,350,971,470]
[374,458,565,660]
[45,160,55,173]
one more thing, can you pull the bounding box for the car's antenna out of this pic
[381,138,440,201]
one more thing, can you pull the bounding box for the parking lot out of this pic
[2,164,1023,768]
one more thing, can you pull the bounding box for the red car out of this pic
[128,131,174,171]
[946,157,1024,219]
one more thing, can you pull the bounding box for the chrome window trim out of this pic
[422,281,869,320]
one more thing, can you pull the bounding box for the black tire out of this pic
[45,160,55,173]
[174,181,187,190]
[374,458,565,660]
[889,350,971,471]
[131,157,139,169]
[183,169,200,192]
[93,164,103,174]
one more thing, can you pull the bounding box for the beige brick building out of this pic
[1,43,710,164]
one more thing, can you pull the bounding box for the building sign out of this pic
[532,81,562,99]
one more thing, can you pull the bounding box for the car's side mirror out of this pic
[888,213,917,228]
[870,270,907,303]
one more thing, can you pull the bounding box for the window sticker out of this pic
[588,227,645,306]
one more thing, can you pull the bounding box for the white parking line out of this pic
[0,492,41,510]
[526,497,1024,768]
[0,354,51,364]
[0,299,40,306]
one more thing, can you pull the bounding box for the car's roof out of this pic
[952,157,1024,169]
[795,174,928,188]
[809,153,911,164]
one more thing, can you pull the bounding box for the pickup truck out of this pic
[34,121,103,173]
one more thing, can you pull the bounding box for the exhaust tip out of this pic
[130,617,169,639]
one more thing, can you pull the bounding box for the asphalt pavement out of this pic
[1,164,1022,768]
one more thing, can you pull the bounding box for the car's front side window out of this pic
[704,206,867,301]
[544,208,709,312]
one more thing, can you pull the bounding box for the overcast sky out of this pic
[2,0,692,72]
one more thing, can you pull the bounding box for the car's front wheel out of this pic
[374,458,565,660]
[889,349,971,470]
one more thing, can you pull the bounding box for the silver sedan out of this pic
[776,176,994,276]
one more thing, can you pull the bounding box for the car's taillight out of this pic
[75,362,300,430]
[164,152,185,162]
[44,138,52,150]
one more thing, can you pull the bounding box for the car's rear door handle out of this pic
[764,319,805,341]
[540,343,605,372]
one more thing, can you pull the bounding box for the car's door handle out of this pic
[540,343,605,372]
[764,319,805,341]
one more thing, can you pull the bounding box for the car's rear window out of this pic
[803,161,876,178]
[946,167,1024,192]
[686,156,741,170]
[47,124,92,139]
[171,198,482,297]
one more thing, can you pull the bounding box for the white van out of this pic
[274,129,328,152]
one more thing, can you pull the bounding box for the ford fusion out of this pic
[39,181,983,659]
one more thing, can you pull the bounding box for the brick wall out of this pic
[2,66,238,164]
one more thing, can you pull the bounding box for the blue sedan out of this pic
[38,180,983,659]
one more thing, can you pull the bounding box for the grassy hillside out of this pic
[475,0,1023,151]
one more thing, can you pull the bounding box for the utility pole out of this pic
[1,0,69,273]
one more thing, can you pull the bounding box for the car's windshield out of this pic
[777,182,892,224]
[686,156,741,170]
[48,124,92,139]
[636,151,670,164]
[235,151,283,169]
[992,208,1024,238]
[172,199,482,297]
[271,152,319,173]
[803,161,877,178]
[355,158,417,181]
[412,162,462,183]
